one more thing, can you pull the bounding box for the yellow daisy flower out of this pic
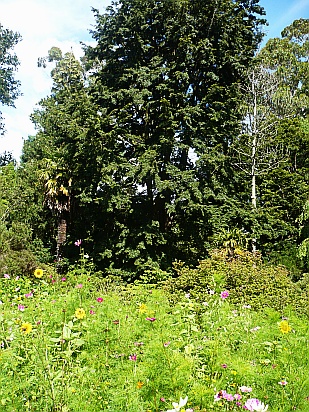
[75,308,86,320]
[34,268,43,278]
[20,323,33,334]
[138,304,148,314]
[137,381,144,389]
[279,320,292,334]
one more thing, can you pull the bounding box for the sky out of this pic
[0,0,309,161]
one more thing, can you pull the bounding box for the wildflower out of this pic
[214,391,227,401]
[75,308,86,319]
[250,326,261,332]
[221,363,228,368]
[61,277,67,281]
[223,393,234,401]
[129,354,137,361]
[76,284,83,289]
[166,396,188,412]
[160,398,166,402]
[74,239,82,246]
[34,268,43,278]
[137,381,144,389]
[244,398,268,411]
[3,274,10,279]
[24,292,33,298]
[96,297,103,303]
[138,303,148,314]
[243,304,251,309]
[220,290,229,299]
[279,320,292,334]
[239,386,253,393]
[209,289,215,295]
[234,394,242,400]
[134,342,144,347]
[146,317,156,322]
[163,341,171,347]
[89,310,95,315]
[185,293,190,298]
[84,254,89,259]
[278,380,287,386]
[20,322,32,334]
[18,304,25,312]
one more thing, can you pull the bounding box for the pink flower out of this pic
[25,292,33,298]
[223,393,234,401]
[3,274,10,279]
[52,279,56,284]
[129,354,137,361]
[74,239,82,247]
[220,290,229,299]
[18,304,25,312]
[76,284,83,289]
[96,297,103,303]
[278,380,287,386]
[89,310,95,315]
[221,363,228,368]
[244,398,268,411]
[146,317,156,322]
[239,386,253,393]
[134,342,144,347]
[61,277,67,282]
[234,394,242,400]
[160,397,166,402]
[163,341,171,347]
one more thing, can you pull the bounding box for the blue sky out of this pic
[0,0,308,160]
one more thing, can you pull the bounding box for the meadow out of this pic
[0,251,309,412]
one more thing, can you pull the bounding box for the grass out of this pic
[0,269,308,411]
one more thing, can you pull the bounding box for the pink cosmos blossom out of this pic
[25,292,33,298]
[89,310,95,315]
[96,297,103,303]
[18,304,25,311]
[220,290,229,299]
[239,386,253,393]
[163,341,171,347]
[244,398,268,411]
[61,277,67,281]
[76,284,83,289]
[278,380,287,386]
[74,239,82,246]
[221,363,228,368]
[146,317,156,322]
[234,394,242,400]
[129,354,137,361]
[3,274,10,279]
[160,398,166,402]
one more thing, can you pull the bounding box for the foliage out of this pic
[0,269,308,411]
[0,23,21,132]
[164,249,308,315]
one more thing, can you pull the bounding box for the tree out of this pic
[0,23,21,132]
[83,0,266,274]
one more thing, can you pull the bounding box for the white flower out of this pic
[166,396,188,412]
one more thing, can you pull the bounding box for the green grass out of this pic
[0,270,308,411]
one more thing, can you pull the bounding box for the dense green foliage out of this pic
[0,269,308,411]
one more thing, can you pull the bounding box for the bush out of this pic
[164,249,309,315]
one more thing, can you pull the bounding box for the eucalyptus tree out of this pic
[84,0,266,273]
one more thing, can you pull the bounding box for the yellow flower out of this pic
[34,268,43,278]
[279,320,292,334]
[75,308,86,319]
[20,322,33,334]
[137,381,144,389]
[138,304,148,314]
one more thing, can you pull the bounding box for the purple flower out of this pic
[221,363,228,368]
[18,304,25,312]
[234,393,242,400]
[61,277,67,282]
[220,290,229,299]
[25,292,33,298]
[146,317,156,322]
[74,239,82,247]
[96,297,103,303]
[129,354,137,361]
